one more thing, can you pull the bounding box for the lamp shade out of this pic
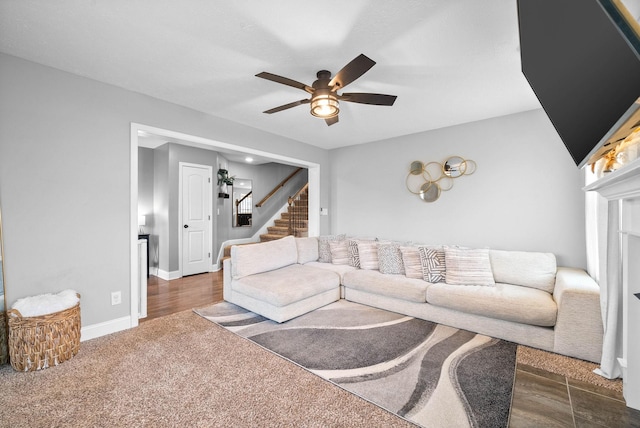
[138,215,146,226]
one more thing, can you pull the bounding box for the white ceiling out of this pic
[0,0,542,150]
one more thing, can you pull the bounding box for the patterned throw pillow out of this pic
[318,234,346,263]
[329,240,349,265]
[399,246,423,279]
[418,246,446,283]
[378,243,405,275]
[444,246,495,286]
[357,241,380,270]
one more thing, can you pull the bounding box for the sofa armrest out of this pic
[223,258,233,301]
[552,267,603,363]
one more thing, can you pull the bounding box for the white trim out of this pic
[156,269,181,281]
[129,126,139,329]
[81,316,132,342]
[178,162,213,278]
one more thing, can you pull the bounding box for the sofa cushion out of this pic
[231,236,298,279]
[318,234,346,263]
[347,238,377,268]
[329,240,349,265]
[444,247,495,286]
[295,237,319,264]
[489,250,557,293]
[399,246,423,279]
[304,261,357,283]
[426,282,557,327]
[232,264,340,307]
[357,241,380,270]
[378,243,405,275]
[419,246,446,283]
[343,270,430,303]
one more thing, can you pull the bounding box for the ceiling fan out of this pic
[256,54,397,126]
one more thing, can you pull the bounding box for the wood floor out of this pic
[140,272,640,427]
[141,271,223,322]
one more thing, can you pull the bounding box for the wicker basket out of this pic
[8,295,81,372]
[0,311,7,366]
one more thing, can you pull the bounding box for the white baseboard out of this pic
[156,269,181,281]
[80,316,132,342]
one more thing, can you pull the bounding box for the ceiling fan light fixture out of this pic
[310,93,339,118]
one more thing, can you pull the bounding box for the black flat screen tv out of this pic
[517,0,640,168]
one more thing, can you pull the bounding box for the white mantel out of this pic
[584,157,640,410]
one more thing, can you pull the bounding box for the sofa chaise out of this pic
[223,235,603,363]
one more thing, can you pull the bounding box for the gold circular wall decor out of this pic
[407,156,476,202]
[419,181,441,202]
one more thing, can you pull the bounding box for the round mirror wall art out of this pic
[406,156,476,202]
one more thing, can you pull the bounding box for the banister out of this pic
[290,183,309,203]
[235,190,252,207]
[255,167,303,207]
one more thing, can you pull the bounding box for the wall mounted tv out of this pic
[517,0,640,168]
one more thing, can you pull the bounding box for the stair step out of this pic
[267,226,291,235]
[274,219,308,227]
[259,234,287,242]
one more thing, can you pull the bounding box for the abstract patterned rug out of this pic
[195,300,517,428]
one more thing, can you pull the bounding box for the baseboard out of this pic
[156,269,181,281]
[80,316,132,342]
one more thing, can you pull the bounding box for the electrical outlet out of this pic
[111,291,122,306]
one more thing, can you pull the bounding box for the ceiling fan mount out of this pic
[256,54,397,126]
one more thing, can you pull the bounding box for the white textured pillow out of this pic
[419,246,446,283]
[378,243,405,275]
[329,240,350,265]
[295,237,319,264]
[318,234,346,263]
[444,246,495,286]
[489,249,557,293]
[357,241,379,270]
[400,246,423,279]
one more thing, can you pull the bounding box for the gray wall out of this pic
[0,53,330,326]
[329,109,587,269]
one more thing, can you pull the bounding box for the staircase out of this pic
[259,186,308,242]
[221,185,309,263]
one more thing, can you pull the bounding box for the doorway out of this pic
[130,123,321,328]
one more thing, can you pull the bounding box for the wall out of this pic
[329,109,587,268]
[0,53,331,328]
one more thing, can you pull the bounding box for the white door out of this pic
[181,164,211,276]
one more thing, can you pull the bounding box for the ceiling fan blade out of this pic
[256,72,313,93]
[339,92,397,106]
[325,115,339,126]
[263,99,310,114]
[329,54,376,89]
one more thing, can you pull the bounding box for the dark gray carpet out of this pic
[195,300,517,428]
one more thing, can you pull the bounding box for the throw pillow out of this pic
[378,243,405,275]
[318,234,346,263]
[347,238,377,268]
[444,246,495,286]
[357,241,379,270]
[418,246,446,283]
[399,246,423,279]
[329,240,349,265]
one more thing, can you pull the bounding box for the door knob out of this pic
[183,224,189,228]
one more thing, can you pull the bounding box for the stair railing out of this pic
[255,167,303,208]
[288,183,309,237]
[235,191,252,226]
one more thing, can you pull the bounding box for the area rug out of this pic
[195,300,517,428]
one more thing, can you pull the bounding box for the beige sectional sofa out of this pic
[223,235,603,363]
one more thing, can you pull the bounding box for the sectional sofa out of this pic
[222,235,603,363]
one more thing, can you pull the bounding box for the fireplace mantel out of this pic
[583,156,640,410]
[584,157,640,200]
